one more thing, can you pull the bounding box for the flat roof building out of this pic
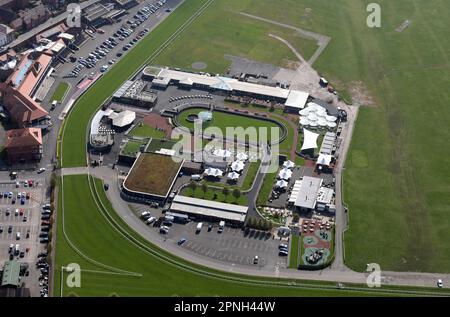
[143,66,309,104]
[293,176,323,211]
[170,195,248,224]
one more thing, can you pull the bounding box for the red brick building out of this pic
[5,127,43,163]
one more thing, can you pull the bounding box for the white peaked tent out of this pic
[111,110,136,128]
[327,121,337,128]
[236,152,248,161]
[316,154,333,166]
[275,179,288,189]
[283,160,295,169]
[204,168,223,177]
[326,115,337,122]
[213,149,232,158]
[231,160,245,172]
[278,168,293,180]
[227,171,240,180]
[301,128,319,151]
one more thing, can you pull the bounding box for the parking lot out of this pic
[130,203,287,270]
[0,178,48,295]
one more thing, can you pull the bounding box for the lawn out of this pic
[54,175,446,296]
[123,153,182,196]
[256,169,278,206]
[154,0,318,73]
[243,0,450,273]
[50,82,69,103]
[59,0,210,168]
[128,123,166,139]
[177,107,282,143]
[289,234,300,269]
[121,139,147,157]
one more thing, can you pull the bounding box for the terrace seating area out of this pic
[169,94,213,102]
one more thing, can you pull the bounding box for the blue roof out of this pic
[13,59,33,88]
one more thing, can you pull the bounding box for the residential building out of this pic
[0,23,15,47]
[5,127,43,163]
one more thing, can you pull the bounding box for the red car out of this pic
[41,220,50,226]
[97,28,105,34]
[27,180,33,187]
[26,193,30,199]
[19,209,24,216]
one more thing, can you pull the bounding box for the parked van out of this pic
[196,222,203,233]
[14,244,20,255]
[218,220,225,233]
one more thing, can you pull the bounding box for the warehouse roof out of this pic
[170,195,248,223]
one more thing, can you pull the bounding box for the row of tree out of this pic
[189,181,242,199]
[245,216,273,232]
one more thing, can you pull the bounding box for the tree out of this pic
[189,181,197,192]
[293,214,300,223]
[232,188,241,200]
[222,186,230,197]
[201,182,208,192]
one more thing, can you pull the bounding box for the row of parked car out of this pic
[36,251,49,297]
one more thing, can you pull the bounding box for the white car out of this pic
[253,255,259,264]
[146,217,156,225]
[37,167,46,174]
[437,279,443,288]
[160,225,169,234]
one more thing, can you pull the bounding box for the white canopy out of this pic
[111,110,136,128]
[278,168,293,180]
[317,118,328,127]
[326,115,337,122]
[299,117,310,126]
[327,121,337,128]
[231,160,245,172]
[316,154,332,166]
[204,168,223,177]
[236,152,248,161]
[307,113,318,121]
[213,149,232,158]
[299,108,311,116]
[227,171,240,180]
[283,160,295,169]
[275,179,288,189]
[301,128,319,151]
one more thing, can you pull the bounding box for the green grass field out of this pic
[154,0,318,73]
[54,175,449,296]
[238,0,450,273]
[122,139,146,156]
[289,234,300,268]
[177,107,282,142]
[128,123,166,139]
[50,82,69,103]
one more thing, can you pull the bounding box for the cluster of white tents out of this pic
[203,167,223,178]
[212,149,232,159]
[276,160,296,188]
[204,151,250,181]
[299,102,337,129]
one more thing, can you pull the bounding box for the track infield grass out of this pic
[54,175,449,296]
